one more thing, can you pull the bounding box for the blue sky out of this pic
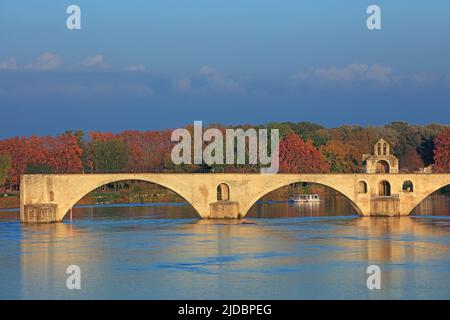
[0,0,449,137]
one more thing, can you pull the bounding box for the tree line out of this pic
[0,121,449,192]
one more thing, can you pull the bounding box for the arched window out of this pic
[357,181,368,194]
[378,181,391,196]
[375,160,390,173]
[383,143,387,155]
[49,191,55,202]
[402,181,414,192]
[377,143,381,155]
[217,183,230,201]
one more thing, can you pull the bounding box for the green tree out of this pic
[25,163,53,174]
[266,122,294,138]
[291,122,328,147]
[0,153,12,187]
[91,139,128,173]
[384,121,422,157]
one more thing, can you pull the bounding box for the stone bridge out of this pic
[20,173,450,223]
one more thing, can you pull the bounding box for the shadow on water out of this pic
[68,202,199,221]
[246,194,359,218]
[411,194,450,216]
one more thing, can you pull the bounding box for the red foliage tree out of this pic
[400,148,424,172]
[51,133,83,173]
[279,132,330,173]
[89,131,115,142]
[0,133,84,190]
[119,130,172,172]
[434,127,450,173]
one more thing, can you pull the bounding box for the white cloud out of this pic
[365,64,392,82]
[411,72,440,85]
[294,63,393,83]
[172,77,192,92]
[25,52,61,70]
[199,65,243,93]
[172,67,244,94]
[0,57,17,70]
[124,64,146,72]
[79,54,110,69]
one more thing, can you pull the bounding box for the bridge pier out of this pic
[369,196,400,216]
[22,204,58,223]
[209,201,241,219]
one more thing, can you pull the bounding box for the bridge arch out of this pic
[242,179,363,217]
[59,177,202,221]
[408,182,450,216]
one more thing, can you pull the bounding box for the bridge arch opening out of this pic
[217,183,230,201]
[64,179,200,221]
[246,182,361,218]
[375,160,390,174]
[357,181,368,194]
[378,180,391,196]
[402,180,414,193]
[410,184,450,216]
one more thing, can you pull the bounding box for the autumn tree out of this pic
[433,127,450,173]
[119,130,172,172]
[279,132,329,173]
[399,148,424,172]
[320,140,360,173]
[417,124,447,166]
[49,133,84,173]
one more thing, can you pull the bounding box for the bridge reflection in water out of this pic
[9,195,450,299]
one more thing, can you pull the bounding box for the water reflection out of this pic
[247,194,358,218]
[0,193,449,299]
[9,210,450,299]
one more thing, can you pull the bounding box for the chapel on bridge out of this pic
[362,138,399,173]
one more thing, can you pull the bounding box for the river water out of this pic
[0,194,449,300]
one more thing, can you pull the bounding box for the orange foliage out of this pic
[0,133,83,189]
[279,132,329,173]
[434,127,450,173]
